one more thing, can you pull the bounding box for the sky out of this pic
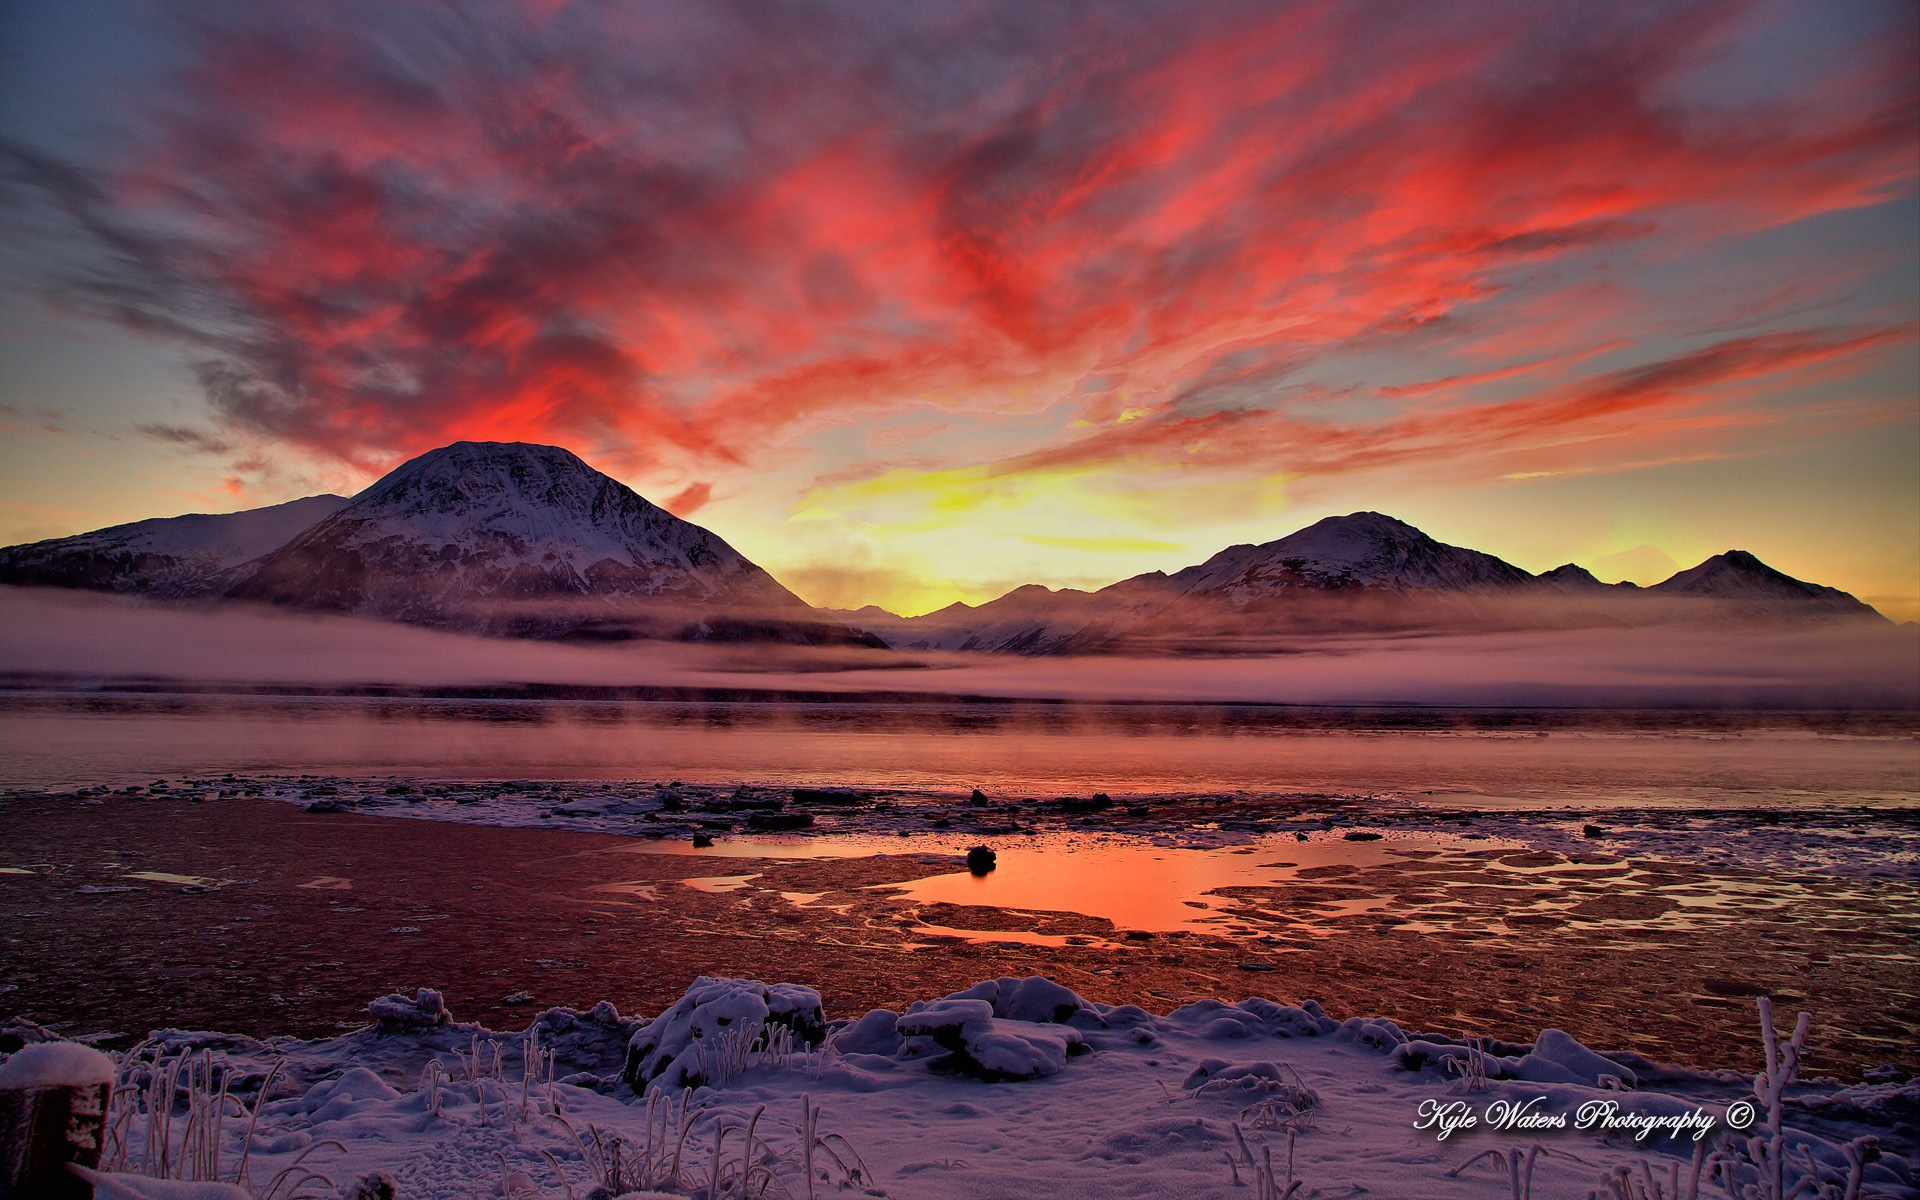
[0,0,1915,619]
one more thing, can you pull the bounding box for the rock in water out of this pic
[967,845,997,875]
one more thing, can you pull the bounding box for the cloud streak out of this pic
[1,0,1910,483]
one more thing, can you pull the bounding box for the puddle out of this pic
[122,870,231,888]
[906,922,1124,950]
[885,834,1502,934]
[627,835,926,860]
[680,875,757,894]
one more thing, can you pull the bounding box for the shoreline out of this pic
[3,787,1914,1080]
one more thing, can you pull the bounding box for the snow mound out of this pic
[830,1008,904,1057]
[1168,997,1339,1040]
[1517,1028,1640,1088]
[1393,1028,1638,1088]
[68,1165,250,1200]
[895,997,1088,1081]
[937,975,1108,1027]
[623,977,826,1089]
[0,1039,114,1087]
[298,1066,402,1123]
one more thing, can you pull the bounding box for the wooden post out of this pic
[1,1050,113,1200]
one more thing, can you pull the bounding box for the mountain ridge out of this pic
[0,493,350,598]
[0,441,1886,652]
[828,515,1886,652]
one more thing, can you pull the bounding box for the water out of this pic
[1,689,1913,806]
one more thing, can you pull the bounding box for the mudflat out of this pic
[2,791,1915,1079]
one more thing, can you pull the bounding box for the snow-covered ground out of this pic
[13,973,1914,1199]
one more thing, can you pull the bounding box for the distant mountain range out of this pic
[824,511,1885,653]
[0,440,1887,651]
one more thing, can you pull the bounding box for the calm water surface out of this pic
[0,690,1913,807]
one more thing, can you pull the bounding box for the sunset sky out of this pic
[1,0,1914,618]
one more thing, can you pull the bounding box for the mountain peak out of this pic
[1652,549,1882,621]
[1169,511,1533,596]
[1261,511,1434,562]
[227,439,834,639]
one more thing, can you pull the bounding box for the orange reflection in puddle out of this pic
[889,836,1482,933]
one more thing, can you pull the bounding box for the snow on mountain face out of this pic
[0,494,350,598]
[1170,512,1533,599]
[1651,550,1883,620]
[226,442,832,640]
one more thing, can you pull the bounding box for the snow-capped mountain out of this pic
[3,460,1886,653]
[226,441,867,643]
[1162,511,1532,596]
[1649,549,1880,621]
[0,494,349,598]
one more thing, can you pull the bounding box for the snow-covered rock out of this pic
[894,998,1087,1081]
[623,977,826,1089]
[938,976,1107,1027]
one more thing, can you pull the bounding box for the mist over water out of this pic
[0,586,1915,802]
[2,586,1918,706]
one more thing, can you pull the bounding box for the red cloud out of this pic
[4,0,1913,487]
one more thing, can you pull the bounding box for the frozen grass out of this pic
[1448,1143,1568,1200]
[98,1044,341,1199]
[1584,998,1886,1200]
[1447,1037,1492,1095]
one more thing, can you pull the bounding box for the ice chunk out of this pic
[366,988,453,1032]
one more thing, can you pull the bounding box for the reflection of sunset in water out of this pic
[2,694,1913,808]
[895,841,1414,932]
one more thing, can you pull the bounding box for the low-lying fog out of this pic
[2,585,1916,708]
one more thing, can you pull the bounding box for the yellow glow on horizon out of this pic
[743,458,1304,615]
